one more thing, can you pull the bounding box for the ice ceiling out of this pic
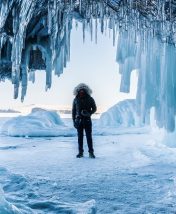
[0,0,176,132]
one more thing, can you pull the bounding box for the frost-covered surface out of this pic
[98,99,145,127]
[1,108,75,137]
[0,187,22,214]
[1,116,176,213]
[0,168,96,214]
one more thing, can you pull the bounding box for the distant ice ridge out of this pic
[0,109,20,113]
[98,99,147,127]
[1,108,75,137]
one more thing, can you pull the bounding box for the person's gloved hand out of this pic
[81,110,91,117]
[73,122,78,129]
[74,117,81,129]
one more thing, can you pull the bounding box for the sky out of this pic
[0,20,138,113]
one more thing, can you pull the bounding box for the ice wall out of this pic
[116,26,176,132]
[0,0,176,132]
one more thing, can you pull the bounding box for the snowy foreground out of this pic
[0,111,176,213]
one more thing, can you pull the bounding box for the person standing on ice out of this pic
[72,83,97,158]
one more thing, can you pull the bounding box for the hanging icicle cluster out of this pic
[0,0,118,101]
[117,27,176,132]
[111,0,176,131]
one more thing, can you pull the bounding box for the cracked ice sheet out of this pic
[1,118,176,213]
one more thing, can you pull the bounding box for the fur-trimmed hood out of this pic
[73,83,93,96]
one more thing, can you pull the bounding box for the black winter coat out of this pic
[72,94,97,121]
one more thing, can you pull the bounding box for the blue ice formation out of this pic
[99,99,145,127]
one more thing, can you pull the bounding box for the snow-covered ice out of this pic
[1,108,75,137]
[1,113,176,213]
[98,99,142,127]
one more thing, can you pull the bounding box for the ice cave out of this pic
[1,1,176,214]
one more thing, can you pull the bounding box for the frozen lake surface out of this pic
[0,116,176,213]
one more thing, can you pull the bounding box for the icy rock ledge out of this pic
[98,99,148,127]
[1,108,74,137]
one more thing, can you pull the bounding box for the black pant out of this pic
[77,117,94,153]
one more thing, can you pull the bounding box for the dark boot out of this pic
[89,152,95,159]
[76,153,83,158]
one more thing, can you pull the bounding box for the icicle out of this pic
[90,16,93,41]
[112,17,115,46]
[11,0,35,99]
[79,0,82,14]
[21,64,28,102]
[21,45,31,102]
[82,20,86,43]
[105,17,108,37]
[95,19,98,44]
[47,1,52,35]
